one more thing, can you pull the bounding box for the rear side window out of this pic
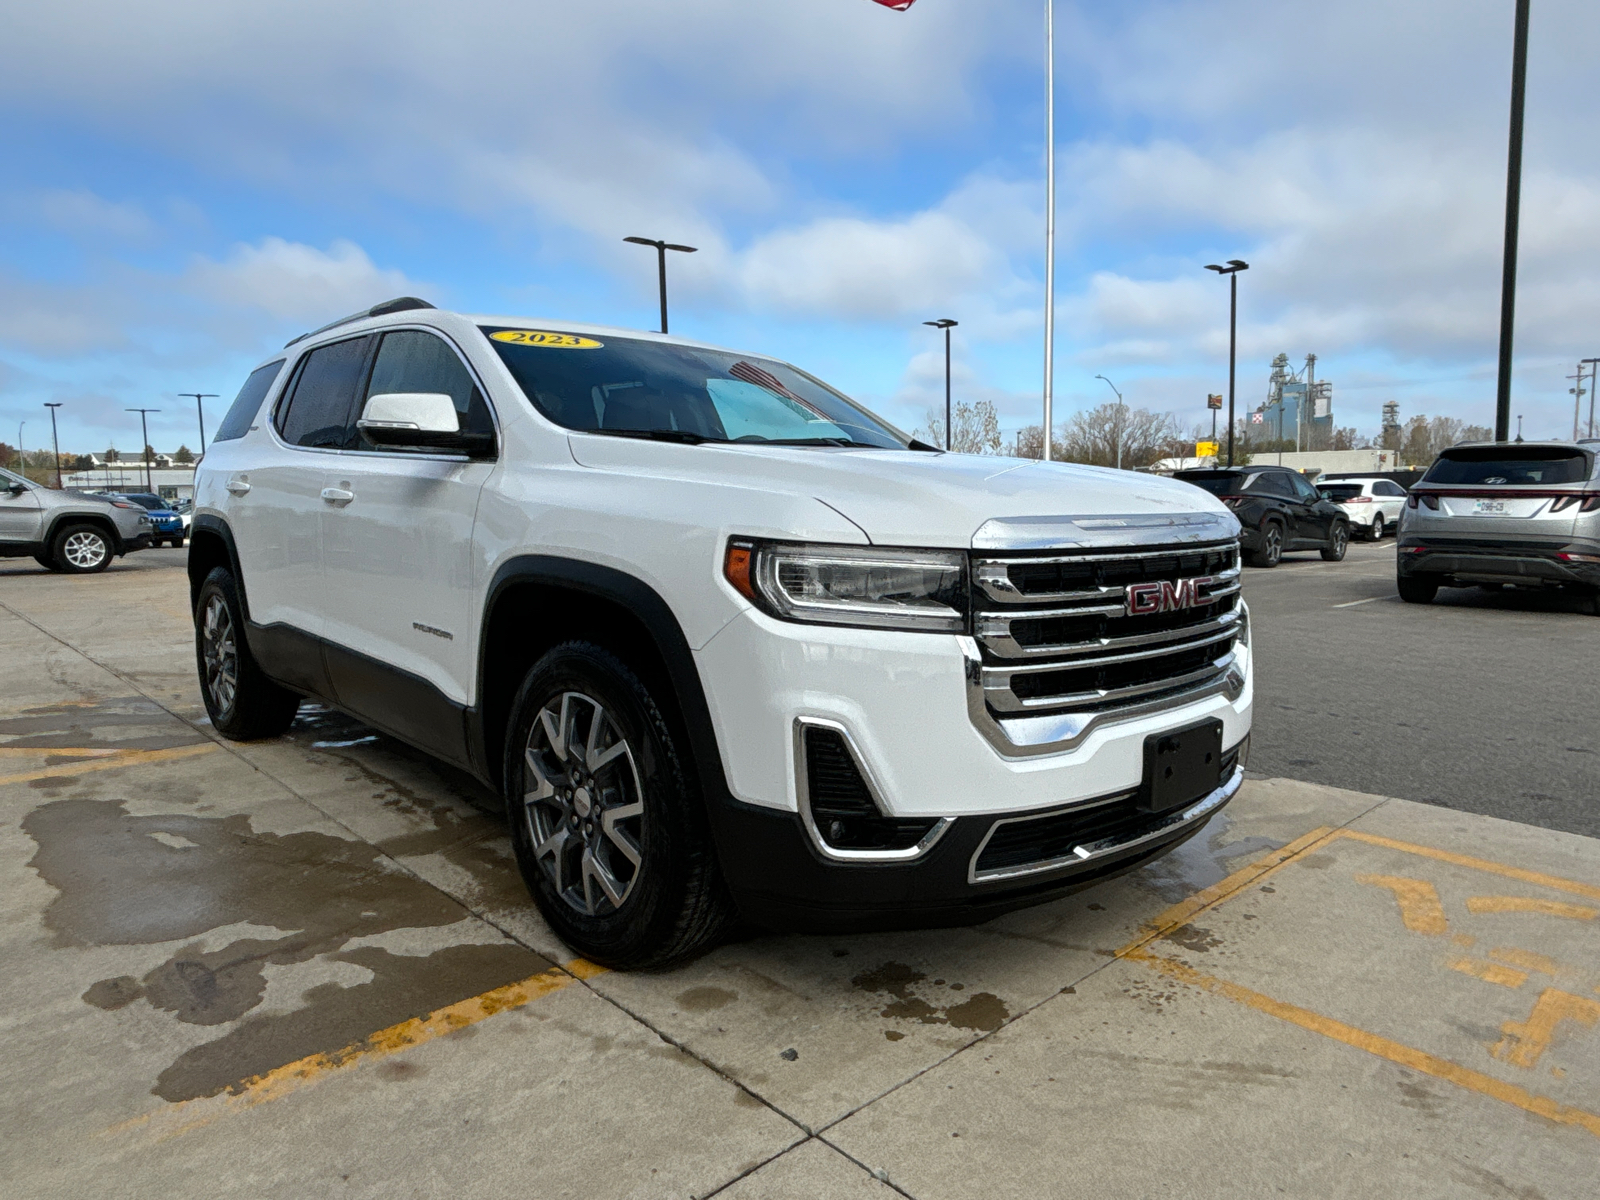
[1319,484,1363,501]
[357,330,495,450]
[1425,448,1591,486]
[1246,473,1294,498]
[1176,472,1246,497]
[213,361,285,442]
[275,336,374,448]
[1375,480,1406,497]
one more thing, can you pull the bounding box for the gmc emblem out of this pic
[1125,576,1215,617]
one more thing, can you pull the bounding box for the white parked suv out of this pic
[1315,476,1409,541]
[190,298,1253,966]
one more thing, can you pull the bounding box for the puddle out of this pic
[851,961,1010,1033]
[0,696,208,754]
[23,797,551,1101]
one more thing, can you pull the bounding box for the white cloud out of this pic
[184,237,424,323]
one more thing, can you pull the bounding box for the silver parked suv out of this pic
[0,466,153,573]
[1397,441,1600,610]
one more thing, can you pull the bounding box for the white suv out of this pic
[190,298,1253,967]
[1316,475,1409,541]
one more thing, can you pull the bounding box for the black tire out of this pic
[1369,515,1385,541]
[194,567,300,739]
[1397,575,1438,605]
[504,640,733,969]
[1321,522,1349,562]
[1249,522,1283,568]
[172,536,186,550]
[50,523,113,574]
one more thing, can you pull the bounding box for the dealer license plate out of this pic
[1139,719,1224,814]
[1474,499,1509,515]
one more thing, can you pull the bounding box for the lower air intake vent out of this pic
[803,726,937,853]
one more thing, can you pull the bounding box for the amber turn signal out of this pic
[723,541,758,601]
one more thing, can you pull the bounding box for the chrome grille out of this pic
[971,541,1242,719]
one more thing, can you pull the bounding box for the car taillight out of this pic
[1220,495,1246,509]
[1407,493,1438,510]
[1585,496,1600,513]
[1558,552,1600,563]
[1347,495,1372,504]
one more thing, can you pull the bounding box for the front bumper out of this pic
[714,763,1245,932]
[1397,538,1600,587]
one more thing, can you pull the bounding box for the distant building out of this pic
[62,458,197,501]
[1254,353,1334,450]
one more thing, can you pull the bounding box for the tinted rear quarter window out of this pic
[1247,472,1294,497]
[1319,484,1363,501]
[1425,448,1591,486]
[276,336,374,448]
[213,361,285,443]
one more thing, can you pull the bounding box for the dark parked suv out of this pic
[1175,465,1349,567]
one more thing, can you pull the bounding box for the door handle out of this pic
[321,487,355,505]
[226,478,251,496]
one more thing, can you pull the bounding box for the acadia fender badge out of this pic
[413,622,454,641]
[1125,576,1214,617]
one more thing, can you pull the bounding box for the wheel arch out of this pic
[187,516,248,618]
[475,557,729,808]
[43,511,123,556]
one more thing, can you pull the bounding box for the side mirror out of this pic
[356,393,494,457]
[4,481,26,496]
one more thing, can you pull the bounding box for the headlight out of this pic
[724,540,966,632]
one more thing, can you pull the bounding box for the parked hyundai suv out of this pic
[1397,441,1600,610]
[1174,465,1349,567]
[189,298,1253,966]
[0,467,153,572]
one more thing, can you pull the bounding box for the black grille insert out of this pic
[974,747,1239,876]
[1001,546,1237,597]
[1009,640,1231,704]
[803,727,937,853]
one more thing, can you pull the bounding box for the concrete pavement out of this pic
[3,555,1597,1198]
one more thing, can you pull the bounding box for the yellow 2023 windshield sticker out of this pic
[490,330,603,349]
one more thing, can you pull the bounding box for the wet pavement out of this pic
[3,555,1598,1198]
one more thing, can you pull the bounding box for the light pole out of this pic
[1094,374,1126,469]
[179,393,217,456]
[15,421,23,475]
[1584,358,1600,438]
[1043,0,1056,460]
[1205,260,1250,467]
[924,319,958,449]
[623,237,697,334]
[127,408,159,492]
[44,403,63,488]
[1494,0,1531,442]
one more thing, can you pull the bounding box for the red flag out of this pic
[871,0,918,9]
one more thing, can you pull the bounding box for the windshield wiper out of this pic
[588,428,724,445]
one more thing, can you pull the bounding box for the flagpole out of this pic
[1042,0,1055,461]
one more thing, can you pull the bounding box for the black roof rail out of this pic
[284,297,435,348]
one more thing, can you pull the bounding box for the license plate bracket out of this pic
[1139,719,1225,814]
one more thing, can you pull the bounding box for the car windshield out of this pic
[1318,484,1363,501]
[481,328,910,448]
[1424,447,1591,486]
[1176,471,1247,496]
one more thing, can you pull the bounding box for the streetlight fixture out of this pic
[14,421,23,474]
[44,403,63,488]
[1094,374,1126,469]
[179,393,218,456]
[924,319,958,450]
[1494,0,1532,443]
[1204,260,1250,467]
[1043,0,1057,461]
[126,408,160,492]
[622,237,697,334]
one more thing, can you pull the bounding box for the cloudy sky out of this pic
[2,0,1597,457]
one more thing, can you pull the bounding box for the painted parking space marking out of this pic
[1332,595,1387,608]
[1117,824,1600,1139]
[0,742,215,786]
[110,957,608,1141]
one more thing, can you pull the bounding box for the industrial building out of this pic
[1253,353,1334,450]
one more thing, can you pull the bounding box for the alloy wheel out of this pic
[63,531,107,569]
[1265,526,1281,564]
[1371,516,1384,540]
[200,593,239,716]
[522,691,645,917]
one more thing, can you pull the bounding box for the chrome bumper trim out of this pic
[968,764,1245,885]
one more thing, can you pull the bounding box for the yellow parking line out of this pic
[1337,829,1600,903]
[1127,947,1600,1140]
[1448,958,1529,989]
[110,957,607,1141]
[1355,875,1449,934]
[1467,896,1599,921]
[0,742,215,786]
[0,746,126,757]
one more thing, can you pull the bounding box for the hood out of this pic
[567,435,1238,549]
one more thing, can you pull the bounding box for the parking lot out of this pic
[4,546,1598,1199]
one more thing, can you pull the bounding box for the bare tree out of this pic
[916,399,1002,455]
